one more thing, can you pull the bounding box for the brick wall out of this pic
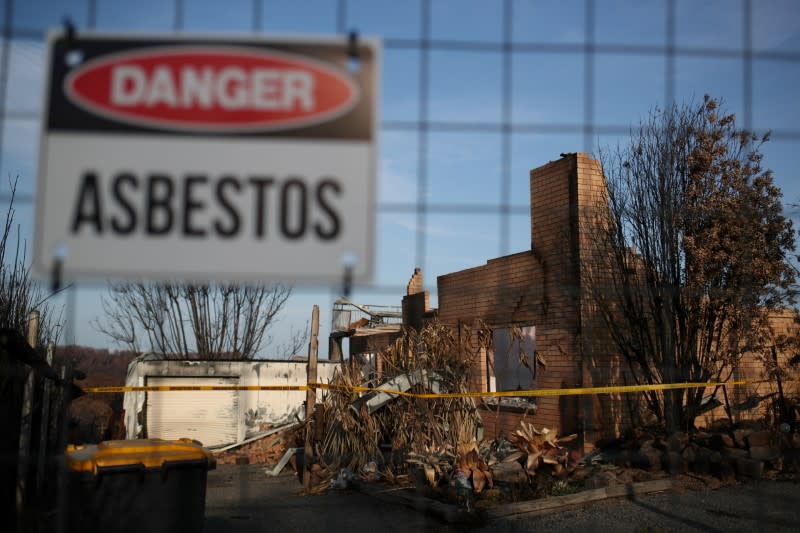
[574,154,629,440]
[698,309,800,427]
[438,153,610,445]
[437,152,796,447]
[350,331,401,357]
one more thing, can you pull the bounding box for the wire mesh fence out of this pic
[2,1,800,335]
[0,0,800,326]
[1,0,800,530]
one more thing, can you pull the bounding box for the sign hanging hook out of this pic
[63,18,83,67]
[347,30,360,73]
[63,17,76,48]
[51,243,67,294]
[341,252,356,299]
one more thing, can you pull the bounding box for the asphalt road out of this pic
[205,465,800,533]
[204,464,453,533]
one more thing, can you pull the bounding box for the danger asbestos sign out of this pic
[35,32,379,283]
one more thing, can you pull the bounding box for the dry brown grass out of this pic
[320,319,491,472]
[321,363,384,468]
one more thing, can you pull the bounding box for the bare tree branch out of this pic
[94,282,292,360]
[273,320,310,359]
[0,176,61,346]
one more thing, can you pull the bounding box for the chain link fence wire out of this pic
[1,0,799,526]
[2,0,800,339]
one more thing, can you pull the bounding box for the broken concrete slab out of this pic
[584,470,619,490]
[709,433,734,450]
[736,458,764,478]
[350,369,443,415]
[490,461,526,484]
[213,422,300,453]
[682,445,697,464]
[749,445,781,462]
[747,430,773,448]
[668,432,688,453]
[733,428,753,448]
[723,447,748,460]
[664,451,688,474]
[690,448,712,475]
[266,447,302,477]
[638,441,663,472]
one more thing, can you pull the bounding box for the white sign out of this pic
[35,32,379,283]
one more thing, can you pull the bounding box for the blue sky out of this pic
[1,0,800,357]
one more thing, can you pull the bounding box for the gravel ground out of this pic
[205,465,800,532]
[476,479,800,533]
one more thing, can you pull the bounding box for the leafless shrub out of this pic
[273,320,310,359]
[0,177,61,345]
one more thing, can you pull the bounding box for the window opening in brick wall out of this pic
[487,325,537,411]
[353,351,377,380]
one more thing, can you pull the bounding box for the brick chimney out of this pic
[406,267,424,295]
[530,152,605,285]
[403,267,429,331]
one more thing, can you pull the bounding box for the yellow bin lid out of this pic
[66,439,214,474]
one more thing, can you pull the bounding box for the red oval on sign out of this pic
[64,46,359,132]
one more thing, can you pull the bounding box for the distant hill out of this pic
[54,345,137,389]
[54,345,137,443]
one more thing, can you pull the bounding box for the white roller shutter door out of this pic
[145,376,239,448]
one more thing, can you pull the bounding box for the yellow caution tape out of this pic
[82,379,759,398]
[83,385,310,393]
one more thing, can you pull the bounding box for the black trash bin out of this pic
[65,439,215,533]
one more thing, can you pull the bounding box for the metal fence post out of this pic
[16,310,39,531]
[36,342,55,500]
[55,362,73,533]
